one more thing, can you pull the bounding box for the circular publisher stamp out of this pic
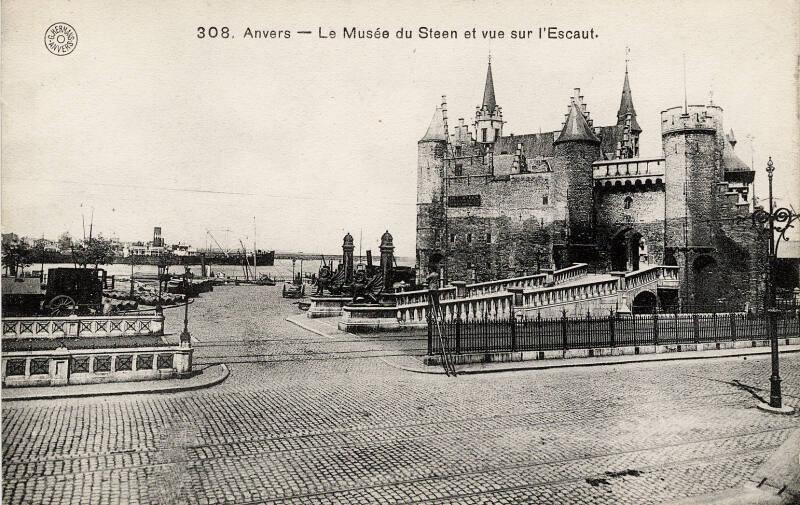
[44,22,77,56]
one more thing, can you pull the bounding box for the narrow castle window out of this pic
[467,233,473,244]
[494,128,499,140]
[455,146,462,157]
[624,196,633,209]
[542,195,549,205]
[454,164,463,176]
[482,128,487,142]
[485,232,492,243]
[449,233,455,243]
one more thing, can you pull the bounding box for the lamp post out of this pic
[180,265,191,346]
[156,255,166,315]
[129,258,135,299]
[752,157,798,414]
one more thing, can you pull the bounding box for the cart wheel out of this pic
[49,295,76,316]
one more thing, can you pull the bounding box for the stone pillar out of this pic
[342,233,354,284]
[51,358,69,386]
[610,271,627,291]
[174,349,194,378]
[380,231,395,291]
[508,287,525,307]
[452,281,467,298]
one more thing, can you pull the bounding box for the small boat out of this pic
[256,274,276,286]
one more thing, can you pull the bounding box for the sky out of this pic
[2,0,798,257]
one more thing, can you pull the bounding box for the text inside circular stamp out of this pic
[45,22,77,56]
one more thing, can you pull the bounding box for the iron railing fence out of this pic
[428,310,800,355]
[631,299,800,315]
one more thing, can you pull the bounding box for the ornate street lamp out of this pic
[180,265,191,346]
[751,157,798,414]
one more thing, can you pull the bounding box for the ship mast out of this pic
[253,216,257,278]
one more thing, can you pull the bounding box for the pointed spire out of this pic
[727,129,737,148]
[420,106,446,142]
[482,57,497,112]
[617,66,642,132]
[555,98,600,144]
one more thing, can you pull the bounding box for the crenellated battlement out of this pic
[660,105,721,136]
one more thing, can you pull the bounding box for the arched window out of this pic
[624,196,633,209]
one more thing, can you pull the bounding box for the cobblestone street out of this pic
[3,285,800,504]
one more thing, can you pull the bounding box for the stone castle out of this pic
[416,60,765,310]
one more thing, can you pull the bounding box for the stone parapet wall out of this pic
[2,314,164,339]
[2,345,192,387]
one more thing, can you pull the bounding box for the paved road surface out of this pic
[3,285,799,504]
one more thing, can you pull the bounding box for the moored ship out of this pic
[117,249,275,266]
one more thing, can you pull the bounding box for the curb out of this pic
[1,364,230,401]
[285,316,333,339]
[383,348,800,376]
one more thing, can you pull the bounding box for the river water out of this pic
[33,257,413,282]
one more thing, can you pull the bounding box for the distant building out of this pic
[416,59,765,309]
[153,227,164,248]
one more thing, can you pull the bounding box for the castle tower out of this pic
[474,59,503,147]
[416,101,448,283]
[554,91,601,252]
[616,64,642,159]
[661,105,722,249]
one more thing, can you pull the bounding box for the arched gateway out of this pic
[610,228,648,272]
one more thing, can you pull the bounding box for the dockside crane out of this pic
[205,229,231,257]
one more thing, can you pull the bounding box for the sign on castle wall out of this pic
[448,195,481,207]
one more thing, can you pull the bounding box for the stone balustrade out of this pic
[1,314,164,339]
[396,292,514,327]
[518,278,619,310]
[551,263,588,284]
[464,273,546,297]
[620,265,680,290]
[387,286,456,307]
[384,264,679,329]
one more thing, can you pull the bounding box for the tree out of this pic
[57,232,73,253]
[1,233,31,276]
[31,238,48,268]
[72,236,116,269]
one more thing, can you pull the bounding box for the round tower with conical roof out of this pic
[416,97,448,283]
[553,89,602,253]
